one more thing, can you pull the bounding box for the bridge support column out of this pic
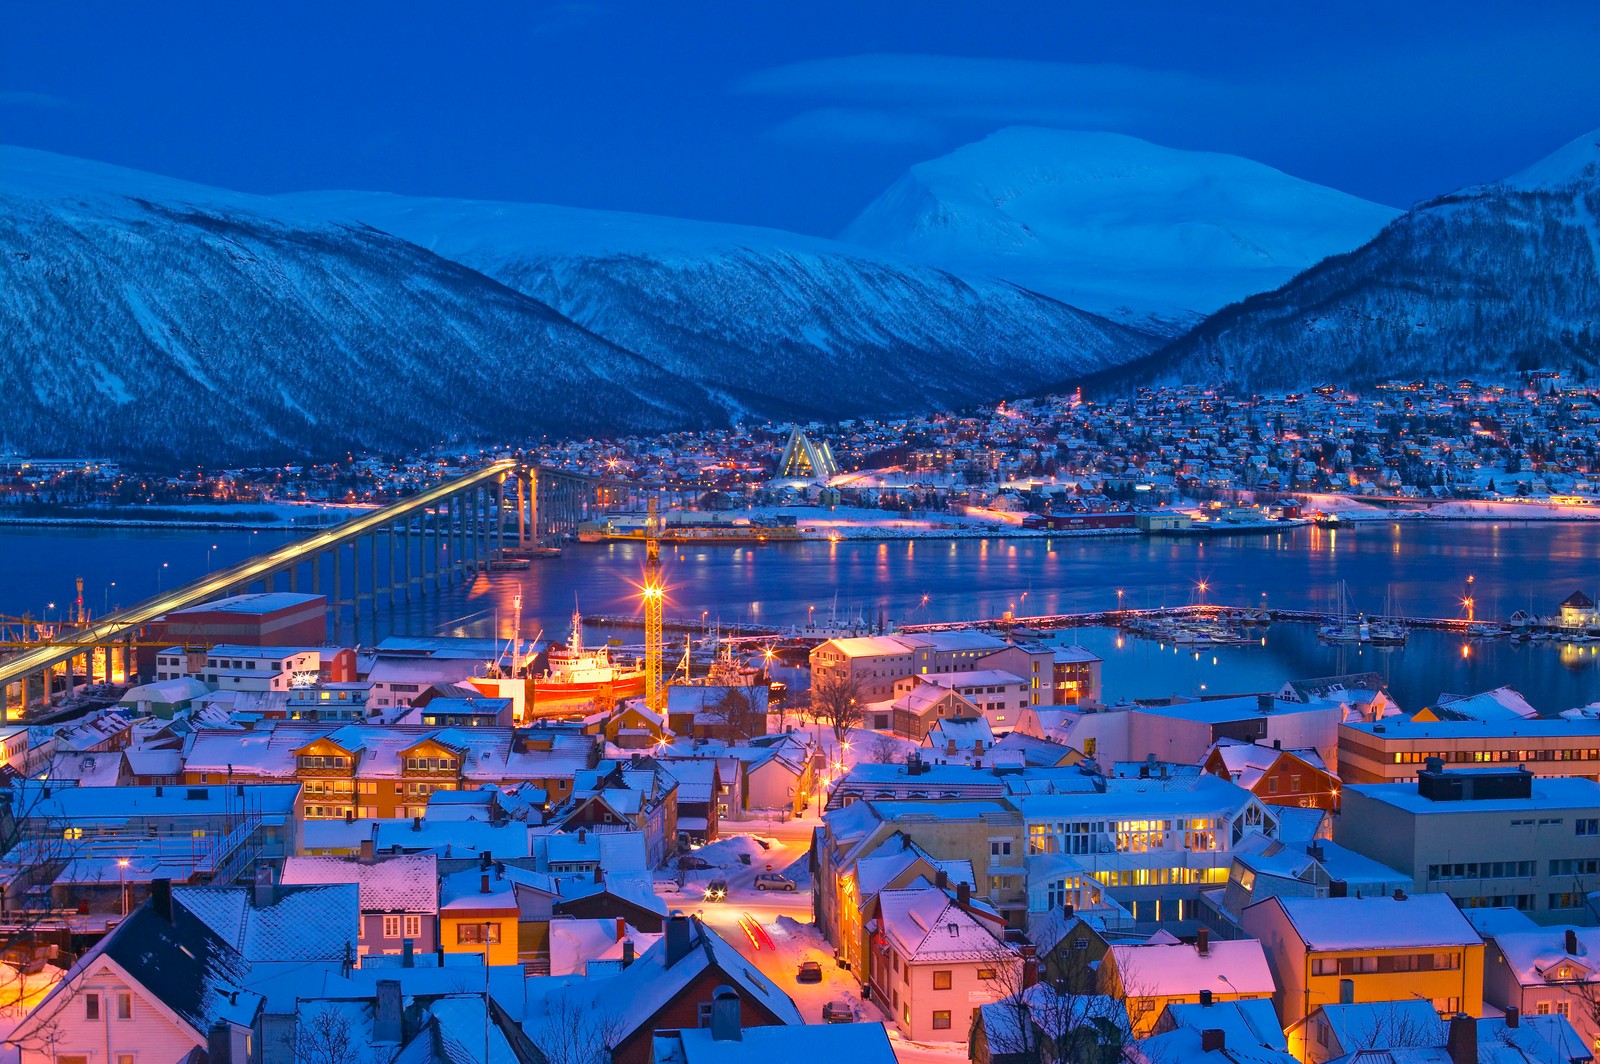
[516,473,527,548]
[431,504,442,592]
[403,524,414,599]
[496,477,507,559]
[368,531,379,616]
[332,547,342,636]
[388,527,398,609]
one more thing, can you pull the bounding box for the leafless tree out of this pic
[529,996,624,1064]
[809,671,862,742]
[704,687,757,742]
[869,733,902,764]
[288,1005,360,1064]
[978,935,1130,1064]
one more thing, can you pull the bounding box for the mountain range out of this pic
[0,147,1156,462]
[1107,127,1600,390]
[3,125,1597,461]
[841,127,1401,332]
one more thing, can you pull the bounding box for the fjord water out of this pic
[3,520,1596,712]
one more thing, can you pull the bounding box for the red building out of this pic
[140,592,327,675]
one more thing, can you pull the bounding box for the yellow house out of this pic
[1240,893,1484,1027]
[439,864,519,967]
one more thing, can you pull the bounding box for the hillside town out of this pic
[3,585,1600,1064]
[4,376,1600,532]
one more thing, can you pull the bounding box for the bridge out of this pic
[0,460,683,718]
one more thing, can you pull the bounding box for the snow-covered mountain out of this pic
[0,147,1159,461]
[841,127,1400,332]
[1109,128,1600,390]
[278,191,1159,422]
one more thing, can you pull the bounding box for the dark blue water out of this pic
[2,521,1596,711]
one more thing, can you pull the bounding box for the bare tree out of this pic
[530,996,624,1064]
[809,671,862,742]
[288,1006,359,1064]
[870,733,902,764]
[977,935,1130,1064]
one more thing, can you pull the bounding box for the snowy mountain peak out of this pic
[840,127,1400,331]
[1499,127,1600,193]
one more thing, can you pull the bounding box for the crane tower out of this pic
[643,498,665,712]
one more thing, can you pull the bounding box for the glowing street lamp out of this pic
[117,857,130,917]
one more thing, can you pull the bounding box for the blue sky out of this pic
[2,1,1596,234]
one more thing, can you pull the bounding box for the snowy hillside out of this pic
[280,191,1161,420]
[0,147,1160,461]
[841,127,1400,332]
[1109,128,1600,390]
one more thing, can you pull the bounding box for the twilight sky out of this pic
[2,1,1597,234]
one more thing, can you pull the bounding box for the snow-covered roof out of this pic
[1488,925,1600,986]
[1108,937,1274,998]
[1265,894,1481,951]
[281,853,440,912]
[1346,775,1600,815]
[878,886,1009,963]
[174,882,359,962]
[653,1022,896,1064]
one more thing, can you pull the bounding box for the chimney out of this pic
[1566,928,1580,955]
[207,1022,233,1064]
[615,917,626,942]
[359,838,375,863]
[1020,943,1038,989]
[1504,1005,1520,1029]
[401,939,414,968]
[155,784,164,797]
[621,939,635,968]
[1196,928,1210,956]
[412,815,422,832]
[253,863,276,908]
[1339,978,1354,1005]
[480,873,491,894]
[665,911,692,968]
[480,851,492,871]
[1446,1014,1478,1064]
[1199,989,1213,1008]
[375,980,403,1045]
[956,881,970,906]
[1063,903,1074,920]
[935,869,949,890]
[709,985,741,1042]
[1200,1029,1225,1053]
[152,877,173,922]
[1272,738,1281,750]
[578,827,587,843]
[1307,842,1325,861]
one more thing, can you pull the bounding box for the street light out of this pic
[206,543,218,572]
[117,857,130,917]
[156,562,169,591]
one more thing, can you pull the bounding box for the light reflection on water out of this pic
[2,520,1598,710]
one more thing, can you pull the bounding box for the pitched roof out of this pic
[174,883,360,962]
[282,854,440,911]
[1264,894,1481,951]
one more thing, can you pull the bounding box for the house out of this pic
[281,846,439,956]
[1480,918,1600,1055]
[173,864,359,965]
[1239,892,1484,1027]
[877,684,981,740]
[1414,685,1541,723]
[1099,930,1275,1036]
[1202,739,1340,812]
[522,912,803,1064]
[438,860,519,966]
[663,685,770,743]
[869,884,1024,1042]
[557,761,679,869]
[7,882,261,1064]
[894,670,1034,733]
[605,703,671,749]
[1289,1003,1589,1064]
[1560,590,1597,629]
[652,996,896,1062]
[657,758,719,844]
[922,716,995,762]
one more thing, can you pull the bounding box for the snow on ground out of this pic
[0,964,62,1064]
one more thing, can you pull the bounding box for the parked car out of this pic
[703,879,728,902]
[822,1001,854,1023]
[797,960,823,984]
[679,855,711,871]
[754,873,796,892]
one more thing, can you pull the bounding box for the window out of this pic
[1555,1002,1570,1017]
[383,915,402,938]
[933,970,952,990]
[989,839,1012,858]
[404,915,423,938]
[932,1011,952,1030]
[456,923,501,944]
[1577,818,1599,836]
[117,1055,135,1064]
[116,993,132,1020]
[976,968,997,980]
[698,1002,713,1027]
[1537,1002,1552,1015]
[1312,957,1338,976]
[85,994,100,1020]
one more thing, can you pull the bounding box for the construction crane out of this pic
[642,498,665,712]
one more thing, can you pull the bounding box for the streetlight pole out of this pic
[117,857,129,917]
[206,544,218,572]
[156,562,168,592]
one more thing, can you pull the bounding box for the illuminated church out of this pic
[775,426,839,482]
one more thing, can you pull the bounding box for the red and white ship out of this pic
[526,607,646,715]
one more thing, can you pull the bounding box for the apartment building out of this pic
[1338,717,1600,784]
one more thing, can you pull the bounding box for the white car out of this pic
[754,873,797,892]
